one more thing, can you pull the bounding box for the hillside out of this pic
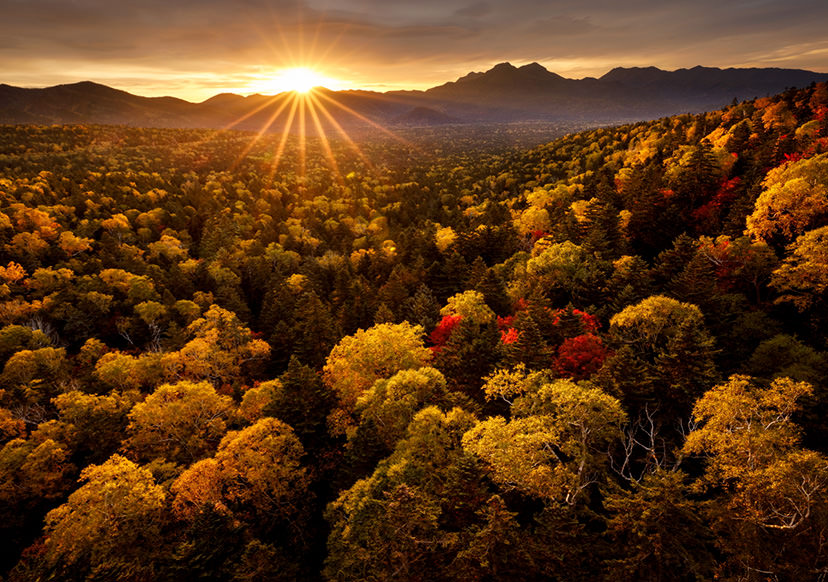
[0,81,827,581]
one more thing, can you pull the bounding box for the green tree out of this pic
[325,407,488,582]
[603,470,714,582]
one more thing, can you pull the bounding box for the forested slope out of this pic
[0,82,827,581]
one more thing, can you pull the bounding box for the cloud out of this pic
[524,15,597,36]
[454,2,492,18]
[0,0,826,100]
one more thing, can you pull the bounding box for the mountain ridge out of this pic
[2,63,827,130]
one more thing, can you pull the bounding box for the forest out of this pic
[0,81,827,581]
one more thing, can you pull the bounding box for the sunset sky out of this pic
[2,0,827,101]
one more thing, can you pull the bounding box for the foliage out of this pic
[0,81,827,580]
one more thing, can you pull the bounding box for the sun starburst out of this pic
[248,67,340,95]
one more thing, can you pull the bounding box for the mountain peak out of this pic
[518,62,548,73]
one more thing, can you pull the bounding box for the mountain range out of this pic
[2,63,827,131]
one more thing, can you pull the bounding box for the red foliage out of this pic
[496,315,520,344]
[500,328,520,345]
[429,314,463,353]
[554,334,611,380]
[550,307,600,334]
[784,152,808,163]
[691,177,741,230]
[496,315,515,331]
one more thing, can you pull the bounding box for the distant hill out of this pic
[393,106,458,126]
[2,63,827,130]
[0,81,220,127]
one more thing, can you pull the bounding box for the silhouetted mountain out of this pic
[2,63,827,130]
[419,62,828,122]
[0,81,219,127]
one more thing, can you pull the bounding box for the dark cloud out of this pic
[0,0,826,99]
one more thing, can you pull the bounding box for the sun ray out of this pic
[313,90,415,148]
[221,93,284,130]
[230,93,296,171]
[298,94,307,185]
[306,91,377,174]
[305,94,344,186]
[266,92,301,185]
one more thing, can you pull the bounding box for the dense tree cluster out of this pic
[1,82,828,580]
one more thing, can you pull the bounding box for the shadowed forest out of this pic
[1,82,828,581]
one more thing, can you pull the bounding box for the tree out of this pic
[323,322,432,432]
[261,356,336,453]
[123,380,234,465]
[603,470,714,582]
[39,455,166,581]
[165,304,270,388]
[526,241,606,306]
[171,417,309,535]
[354,367,456,449]
[683,375,828,578]
[554,334,611,380]
[433,315,503,400]
[745,153,828,245]
[503,311,550,369]
[770,225,828,312]
[439,289,495,324]
[404,284,441,334]
[52,389,139,464]
[1,347,68,406]
[599,295,718,414]
[463,379,625,505]
[289,291,341,369]
[325,407,489,582]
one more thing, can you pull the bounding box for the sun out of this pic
[250,67,340,94]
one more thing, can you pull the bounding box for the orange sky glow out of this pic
[1,0,827,102]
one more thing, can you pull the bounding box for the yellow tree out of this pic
[52,389,139,463]
[323,322,432,435]
[745,153,828,245]
[463,378,625,505]
[123,380,234,464]
[41,455,166,580]
[770,226,828,312]
[164,305,270,387]
[171,417,309,531]
[683,375,828,578]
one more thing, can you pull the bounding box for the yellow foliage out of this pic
[324,322,432,413]
[172,417,308,522]
[440,290,495,324]
[0,262,26,284]
[124,380,234,463]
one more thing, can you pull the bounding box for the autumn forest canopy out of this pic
[1,81,828,581]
